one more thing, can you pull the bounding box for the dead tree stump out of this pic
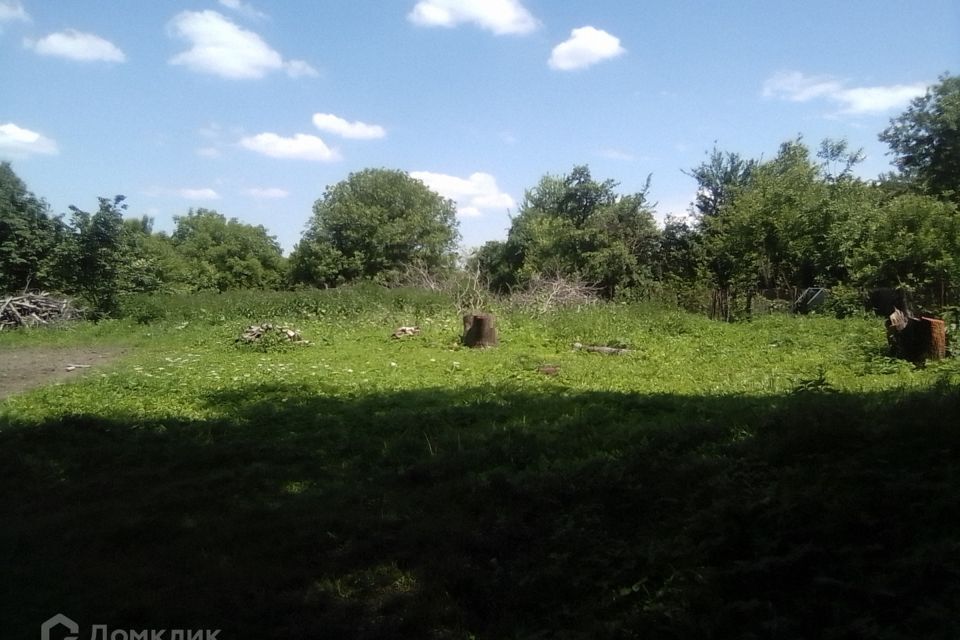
[886,308,946,363]
[462,312,498,348]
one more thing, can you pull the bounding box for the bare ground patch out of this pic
[0,346,127,401]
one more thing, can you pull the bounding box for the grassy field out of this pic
[2,288,960,639]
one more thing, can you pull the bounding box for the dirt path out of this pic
[0,346,127,401]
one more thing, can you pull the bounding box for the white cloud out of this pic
[597,148,635,161]
[284,59,318,78]
[0,1,29,24]
[762,71,843,102]
[0,122,58,157]
[408,0,538,35]
[177,188,220,200]
[833,84,929,114]
[240,132,340,162]
[763,71,928,115]
[168,10,316,79]
[549,26,625,71]
[217,0,267,20]
[25,29,125,62]
[244,187,289,199]
[312,113,386,140]
[410,171,515,218]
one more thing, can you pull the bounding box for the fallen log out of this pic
[572,342,632,355]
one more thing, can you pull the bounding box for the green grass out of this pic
[2,290,959,639]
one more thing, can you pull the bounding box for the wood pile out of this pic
[0,293,82,330]
[236,323,308,344]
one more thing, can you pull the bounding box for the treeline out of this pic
[1,74,957,318]
[0,176,285,316]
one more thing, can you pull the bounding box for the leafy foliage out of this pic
[171,209,287,292]
[290,168,460,287]
[0,162,65,293]
[880,73,960,203]
[486,165,660,298]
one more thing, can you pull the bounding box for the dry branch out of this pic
[0,293,82,330]
[236,323,308,344]
[572,342,632,355]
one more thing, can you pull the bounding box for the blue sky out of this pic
[1,0,957,253]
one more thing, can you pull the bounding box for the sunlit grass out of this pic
[2,291,959,638]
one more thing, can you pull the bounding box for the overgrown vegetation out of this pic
[1,289,959,638]
[2,74,958,318]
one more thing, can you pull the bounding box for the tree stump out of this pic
[886,308,946,363]
[462,312,498,348]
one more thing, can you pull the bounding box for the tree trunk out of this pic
[886,308,946,363]
[462,313,498,348]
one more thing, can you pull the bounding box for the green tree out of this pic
[0,162,65,293]
[290,168,459,287]
[685,147,756,221]
[122,217,192,293]
[470,240,517,293]
[848,194,960,306]
[60,196,129,316]
[171,209,286,291]
[498,166,659,297]
[879,73,959,202]
[686,148,758,314]
[695,139,874,317]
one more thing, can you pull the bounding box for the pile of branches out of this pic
[507,274,601,314]
[236,323,309,345]
[0,293,82,330]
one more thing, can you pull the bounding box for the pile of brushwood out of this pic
[236,323,309,349]
[0,293,82,330]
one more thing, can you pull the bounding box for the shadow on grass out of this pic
[2,384,960,639]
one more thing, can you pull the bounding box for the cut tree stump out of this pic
[886,307,946,363]
[462,313,498,348]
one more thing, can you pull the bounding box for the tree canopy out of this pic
[0,162,64,293]
[171,209,287,291]
[481,165,659,298]
[290,168,459,287]
[880,73,960,203]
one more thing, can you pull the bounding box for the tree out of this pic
[0,162,65,293]
[171,209,286,291]
[879,73,960,203]
[848,194,960,306]
[685,148,758,315]
[694,139,876,318]
[493,166,659,297]
[685,147,756,221]
[290,168,459,287]
[60,196,129,316]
